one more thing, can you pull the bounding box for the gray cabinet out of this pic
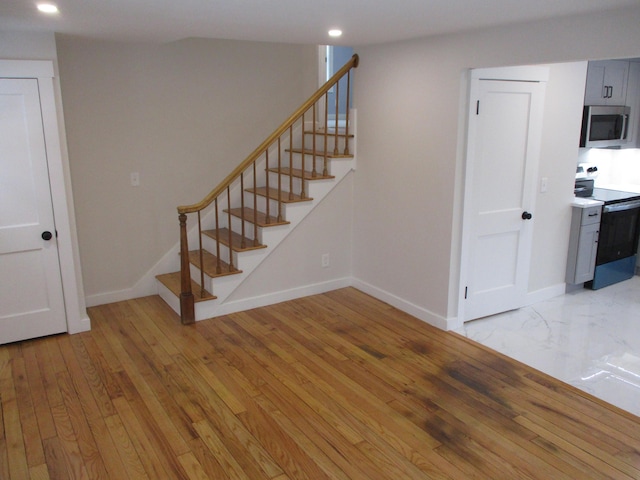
[584,60,629,106]
[566,205,601,284]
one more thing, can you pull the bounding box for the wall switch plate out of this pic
[540,176,548,193]
[130,172,140,187]
[321,253,330,268]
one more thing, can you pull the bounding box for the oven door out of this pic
[596,200,640,265]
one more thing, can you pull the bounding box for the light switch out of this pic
[540,177,548,193]
[130,172,140,187]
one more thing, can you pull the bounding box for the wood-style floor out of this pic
[1,288,639,479]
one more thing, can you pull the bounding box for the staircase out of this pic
[156,55,359,323]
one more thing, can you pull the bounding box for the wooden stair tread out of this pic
[246,187,312,203]
[286,148,353,159]
[156,272,216,302]
[268,167,334,180]
[304,128,354,138]
[188,249,242,278]
[225,207,289,227]
[202,228,266,252]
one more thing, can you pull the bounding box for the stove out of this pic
[591,187,640,205]
[584,188,640,290]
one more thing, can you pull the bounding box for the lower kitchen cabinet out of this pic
[566,204,601,284]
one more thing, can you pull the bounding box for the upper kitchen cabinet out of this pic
[584,60,629,106]
[626,61,640,148]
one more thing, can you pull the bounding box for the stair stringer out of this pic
[157,156,355,321]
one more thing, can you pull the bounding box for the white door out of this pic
[461,71,547,321]
[0,78,67,344]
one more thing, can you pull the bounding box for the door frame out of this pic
[1,59,90,334]
[457,65,549,325]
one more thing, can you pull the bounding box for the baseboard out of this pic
[351,278,451,330]
[67,314,92,334]
[212,277,353,317]
[525,282,567,306]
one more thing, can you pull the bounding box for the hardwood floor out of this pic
[1,287,639,479]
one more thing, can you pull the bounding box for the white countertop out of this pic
[571,197,604,208]
[596,183,640,194]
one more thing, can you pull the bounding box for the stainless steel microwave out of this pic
[580,105,630,148]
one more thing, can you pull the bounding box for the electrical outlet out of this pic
[321,253,330,268]
[130,172,140,187]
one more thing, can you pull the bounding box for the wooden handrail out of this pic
[177,54,359,215]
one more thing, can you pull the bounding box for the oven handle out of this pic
[603,199,640,213]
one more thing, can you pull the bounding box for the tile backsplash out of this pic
[578,148,640,191]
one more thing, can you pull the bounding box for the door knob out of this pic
[41,231,53,241]
[521,211,533,220]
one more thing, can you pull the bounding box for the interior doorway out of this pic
[459,66,549,323]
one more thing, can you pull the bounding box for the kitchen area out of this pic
[456,58,640,418]
[569,58,640,291]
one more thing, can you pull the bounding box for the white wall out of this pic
[56,37,318,303]
[354,5,640,326]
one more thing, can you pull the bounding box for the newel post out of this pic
[179,213,195,324]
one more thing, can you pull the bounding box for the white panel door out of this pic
[0,78,67,344]
[462,77,546,321]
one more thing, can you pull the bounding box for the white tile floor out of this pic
[454,275,640,418]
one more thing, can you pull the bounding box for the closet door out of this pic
[0,78,67,344]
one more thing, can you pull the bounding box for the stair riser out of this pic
[200,235,234,265]
[242,191,308,214]
[266,172,308,194]
[299,133,352,153]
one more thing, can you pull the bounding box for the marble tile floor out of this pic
[453,275,640,418]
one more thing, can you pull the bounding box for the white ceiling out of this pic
[1,0,639,46]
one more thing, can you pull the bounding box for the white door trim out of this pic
[457,65,549,325]
[0,59,90,334]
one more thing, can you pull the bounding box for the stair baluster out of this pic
[288,126,294,201]
[334,76,340,155]
[227,187,234,270]
[323,94,329,176]
[345,70,351,155]
[253,160,259,247]
[277,138,282,223]
[300,113,306,199]
[312,103,317,178]
[197,211,205,297]
[215,198,221,274]
[239,173,246,249]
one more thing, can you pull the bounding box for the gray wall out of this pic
[354,5,640,325]
[56,37,317,302]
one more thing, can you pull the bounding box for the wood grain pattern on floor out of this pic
[1,287,638,479]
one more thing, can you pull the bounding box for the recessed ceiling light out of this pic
[37,3,59,14]
[328,29,343,38]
